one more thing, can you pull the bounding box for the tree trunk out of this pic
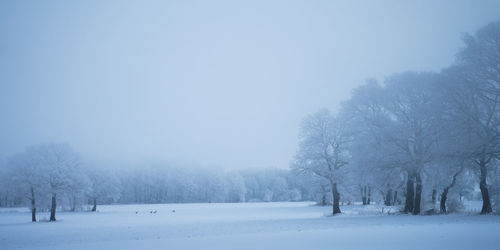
[320,185,327,206]
[479,161,492,214]
[332,183,341,214]
[440,187,449,214]
[71,195,76,212]
[367,186,371,205]
[431,189,437,205]
[394,191,398,205]
[385,189,393,206]
[30,185,36,222]
[413,173,422,215]
[440,169,461,214]
[92,197,97,212]
[404,172,415,213]
[361,186,367,205]
[50,193,56,222]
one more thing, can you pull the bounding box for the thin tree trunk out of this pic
[30,185,36,222]
[71,195,76,212]
[320,185,327,206]
[385,189,393,206]
[479,161,492,214]
[92,197,97,212]
[413,173,422,215]
[404,172,415,213]
[361,186,367,205]
[367,186,371,205]
[394,191,398,205]
[431,189,437,205]
[50,193,56,222]
[440,169,461,214]
[440,188,449,214]
[332,183,341,214]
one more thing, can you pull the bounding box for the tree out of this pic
[344,73,443,214]
[343,79,400,207]
[441,22,500,214]
[8,147,47,222]
[87,167,120,212]
[35,143,81,221]
[381,72,443,214]
[293,109,350,214]
[225,172,246,202]
[490,161,500,212]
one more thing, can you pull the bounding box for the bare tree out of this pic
[34,143,81,221]
[344,74,443,214]
[293,109,350,214]
[8,147,47,222]
[87,167,120,212]
[440,22,500,213]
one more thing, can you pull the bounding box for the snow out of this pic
[1,202,499,250]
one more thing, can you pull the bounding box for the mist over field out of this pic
[1,0,499,169]
[1,1,500,250]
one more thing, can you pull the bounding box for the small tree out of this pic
[87,168,120,211]
[293,109,350,214]
[33,143,81,221]
[8,148,47,222]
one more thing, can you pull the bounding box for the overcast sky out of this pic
[1,0,499,169]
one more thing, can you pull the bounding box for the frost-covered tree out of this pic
[64,170,90,212]
[293,109,350,214]
[198,169,226,203]
[86,167,120,211]
[379,72,443,214]
[7,149,46,222]
[5,143,82,221]
[344,73,443,214]
[225,172,246,202]
[36,143,81,221]
[490,161,500,213]
[342,80,398,206]
[291,168,331,205]
[440,22,500,213]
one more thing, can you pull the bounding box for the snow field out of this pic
[1,202,499,250]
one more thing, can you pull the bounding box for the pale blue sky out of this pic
[1,0,499,169]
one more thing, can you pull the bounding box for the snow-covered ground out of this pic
[1,202,499,250]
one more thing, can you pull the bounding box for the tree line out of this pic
[292,21,500,215]
[0,143,310,222]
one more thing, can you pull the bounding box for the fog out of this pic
[1,0,499,169]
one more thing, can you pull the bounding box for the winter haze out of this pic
[1,0,499,169]
[2,1,500,250]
